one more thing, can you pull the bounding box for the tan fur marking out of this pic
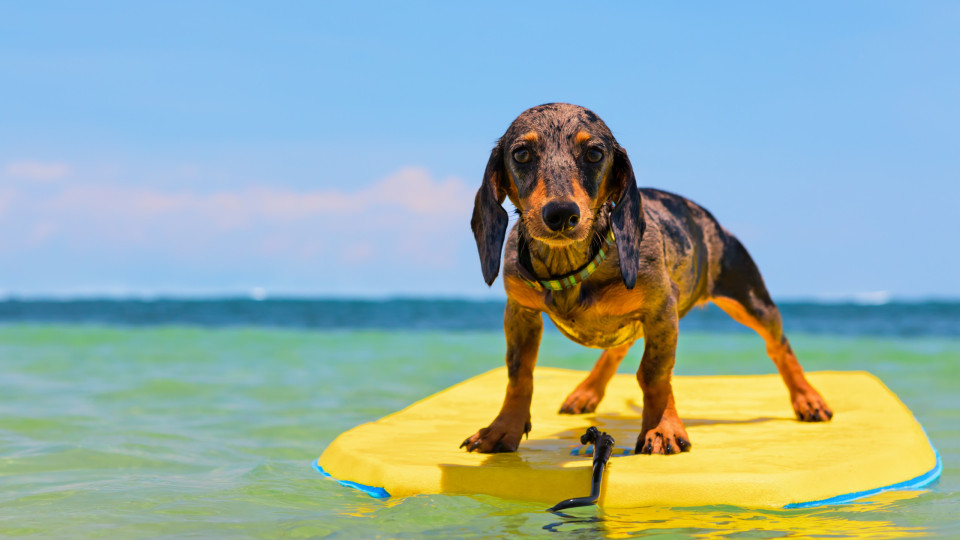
[522,131,539,143]
[570,176,592,211]
[574,131,592,145]
[522,180,548,214]
[503,168,521,207]
[597,154,617,204]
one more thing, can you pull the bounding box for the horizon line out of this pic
[1,291,958,306]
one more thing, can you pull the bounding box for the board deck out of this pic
[316,368,940,508]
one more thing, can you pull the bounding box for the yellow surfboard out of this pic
[315,368,940,509]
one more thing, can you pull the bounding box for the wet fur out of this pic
[463,103,832,455]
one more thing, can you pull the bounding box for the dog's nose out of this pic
[542,201,581,232]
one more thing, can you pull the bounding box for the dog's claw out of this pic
[635,415,692,456]
[792,388,833,423]
[462,415,530,453]
[558,386,602,415]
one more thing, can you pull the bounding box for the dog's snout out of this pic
[542,201,581,232]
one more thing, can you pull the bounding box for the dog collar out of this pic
[519,229,615,291]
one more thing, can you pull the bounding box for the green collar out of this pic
[519,229,615,291]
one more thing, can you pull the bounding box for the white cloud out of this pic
[3,160,72,181]
[27,221,58,245]
[0,189,15,217]
[343,242,376,263]
[42,167,472,229]
[0,167,478,267]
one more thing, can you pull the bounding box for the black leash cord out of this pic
[547,427,615,512]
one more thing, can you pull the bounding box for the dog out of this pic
[461,103,832,455]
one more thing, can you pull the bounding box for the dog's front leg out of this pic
[461,299,542,453]
[635,294,692,455]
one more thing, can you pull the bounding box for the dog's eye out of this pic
[513,148,531,164]
[586,148,603,163]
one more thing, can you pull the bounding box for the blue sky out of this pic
[1,2,957,299]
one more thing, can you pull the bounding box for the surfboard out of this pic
[314,367,940,509]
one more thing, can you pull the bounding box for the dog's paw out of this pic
[558,385,603,414]
[460,415,531,453]
[792,387,833,422]
[635,419,692,455]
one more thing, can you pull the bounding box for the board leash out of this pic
[547,427,615,512]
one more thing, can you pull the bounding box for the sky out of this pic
[1,2,958,300]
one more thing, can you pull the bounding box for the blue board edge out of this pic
[312,460,390,499]
[313,440,942,508]
[783,444,942,509]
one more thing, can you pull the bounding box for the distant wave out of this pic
[796,291,893,306]
[1,298,959,337]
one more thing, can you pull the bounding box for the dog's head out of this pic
[471,103,644,288]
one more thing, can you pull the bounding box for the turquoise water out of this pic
[1,324,958,538]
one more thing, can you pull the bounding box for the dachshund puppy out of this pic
[462,103,832,455]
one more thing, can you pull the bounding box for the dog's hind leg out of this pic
[558,342,633,414]
[710,233,833,422]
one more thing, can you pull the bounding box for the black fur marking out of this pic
[471,144,509,285]
[610,147,644,289]
[506,353,523,378]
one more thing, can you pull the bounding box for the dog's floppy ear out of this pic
[609,145,644,289]
[471,142,510,286]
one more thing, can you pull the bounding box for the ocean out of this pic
[1,299,957,538]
